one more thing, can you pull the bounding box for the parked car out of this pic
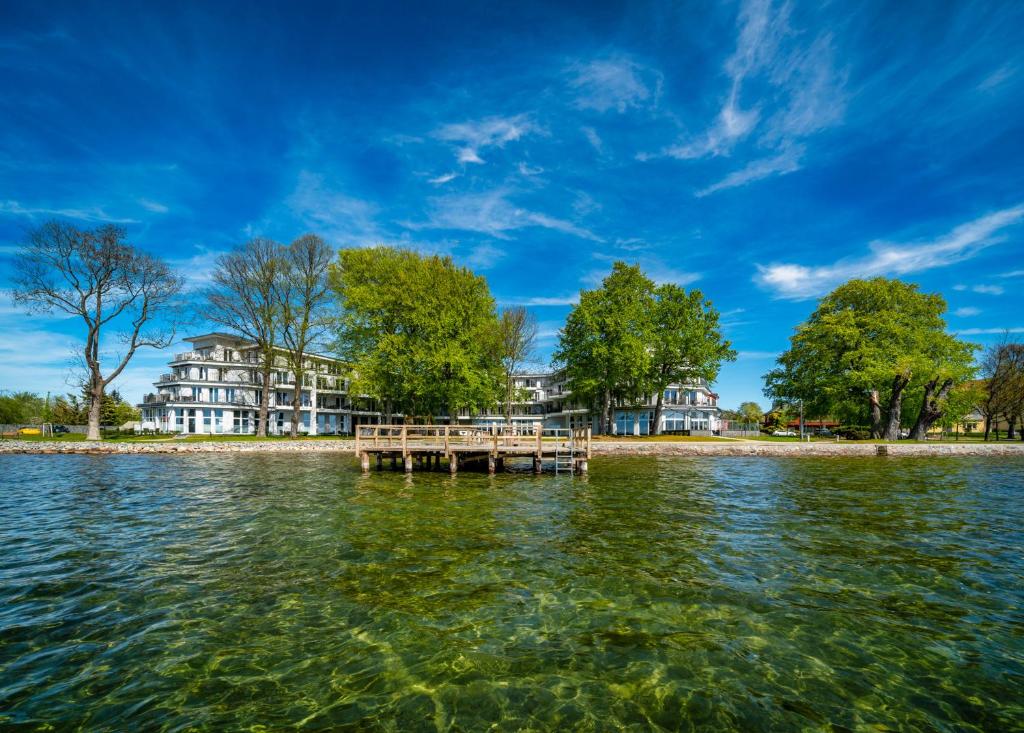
[813,428,833,437]
[772,429,797,437]
[53,425,70,434]
[17,427,42,436]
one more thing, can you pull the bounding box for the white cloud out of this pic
[953,306,981,317]
[0,200,139,224]
[517,162,544,176]
[581,126,604,154]
[462,243,506,270]
[955,327,1024,335]
[138,198,169,213]
[409,188,603,242]
[754,204,1024,300]
[972,284,1004,295]
[285,170,381,245]
[736,350,778,359]
[498,294,580,307]
[647,0,845,193]
[428,172,458,185]
[695,146,802,196]
[567,55,661,113]
[435,114,537,165]
[999,269,1024,277]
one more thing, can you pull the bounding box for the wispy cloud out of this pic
[138,198,169,213]
[953,306,981,317]
[646,0,845,194]
[285,170,381,245]
[498,294,580,307]
[736,350,778,359]
[0,200,139,224]
[567,55,661,113]
[755,204,1024,300]
[517,162,544,176]
[695,146,802,196]
[428,172,458,185]
[409,188,603,242]
[999,269,1024,277]
[581,126,604,154]
[462,243,505,270]
[435,114,538,165]
[973,284,1005,295]
[955,326,1024,335]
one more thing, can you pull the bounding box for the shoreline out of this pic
[3,439,1024,457]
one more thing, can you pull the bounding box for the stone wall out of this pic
[3,438,1024,457]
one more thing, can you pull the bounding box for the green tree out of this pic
[554,263,655,435]
[0,391,46,425]
[99,389,140,426]
[648,284,735,434]
[51,393,89,424]
[764,278,976,440]
[330,247,502,421]
[738,401,765,426]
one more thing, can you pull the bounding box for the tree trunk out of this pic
[505,373,513,428]
[1008,415,1017,440]
[909,377,954,441]
[984,416,991,442]
[601,389,612,435]
[653,388,665,436]
[290,366,302,439]
[257,361,271,437]
[86,381,103,441]
[869,390,883,439]
[882,375,908,441]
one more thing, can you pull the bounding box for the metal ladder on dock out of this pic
[554,432,575,475]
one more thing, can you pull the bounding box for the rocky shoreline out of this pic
[3,438,1024,457]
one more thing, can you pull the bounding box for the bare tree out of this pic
[278,234,333,438]
[13,221,183,440]
[498,306,538,427]
[205,238,285,437]
[976,337,1024,440]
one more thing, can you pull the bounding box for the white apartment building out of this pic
[139,333,357,435]
[463,371,722,435]
[140,334,723,435]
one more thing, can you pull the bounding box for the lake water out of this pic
[1,454,1022,731]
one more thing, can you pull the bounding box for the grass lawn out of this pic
[2,432,88,442]
[591,434,730,442]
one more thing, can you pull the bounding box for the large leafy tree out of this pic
[13,222,183,440]
[647,284,735,434]
[330,247,502,421]
[764,278,976,440]
[738,401,765,425]
[554,263,655,435]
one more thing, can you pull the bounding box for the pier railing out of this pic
[355,423,591,458]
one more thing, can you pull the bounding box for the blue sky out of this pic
[1,0,1023,408]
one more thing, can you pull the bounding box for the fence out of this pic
[1,424,94,437]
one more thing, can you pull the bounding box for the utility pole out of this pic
[799,399,805,441]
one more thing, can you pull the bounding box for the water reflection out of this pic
[0,454,1022,730]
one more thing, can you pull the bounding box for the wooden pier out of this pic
[354,423,591,475]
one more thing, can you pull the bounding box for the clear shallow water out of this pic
[1,455,1022,732]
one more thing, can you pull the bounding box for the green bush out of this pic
[836,425,871,440]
